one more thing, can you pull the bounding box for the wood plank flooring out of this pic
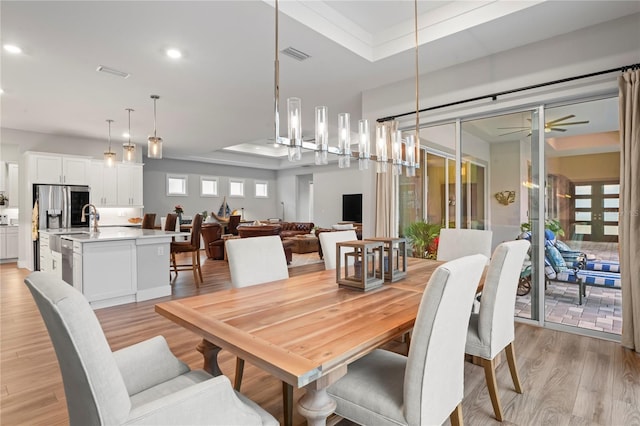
[2,253,639,426]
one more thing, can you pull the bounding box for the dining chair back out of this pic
[141,213,156,229]
[23,271,277,426]
[436,228,493,261]
[228,215,241,236]
[164,213,178,232]
[226,235,289,288]
[319,230,358,270]
[225,234,293,425]
[170,213,203,286]
[465,239,530,421]
[327,254,488,426]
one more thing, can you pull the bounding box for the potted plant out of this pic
[520,218,565,237]
[403,221,441,259]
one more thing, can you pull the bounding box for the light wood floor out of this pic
[2,254,639,426]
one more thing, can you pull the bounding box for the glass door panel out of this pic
[545,98,621,336]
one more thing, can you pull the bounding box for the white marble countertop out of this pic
[39,227,190,243]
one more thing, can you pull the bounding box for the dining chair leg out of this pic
[196,250,203,283]
[481,357,504,421]
[191,251,200,288]
[505,342,523,393]
[449,403,463,426]
[282,382,293,426]
[171,252,178,278]
[234,358,244,391]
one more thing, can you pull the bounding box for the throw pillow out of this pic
[546,245,568,273]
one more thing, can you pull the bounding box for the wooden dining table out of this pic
[155,258,444,425]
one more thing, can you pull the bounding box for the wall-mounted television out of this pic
[342,193,362,223]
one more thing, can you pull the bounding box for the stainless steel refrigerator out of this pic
[33,184,90,270]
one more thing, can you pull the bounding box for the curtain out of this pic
[375,121,399,237]
[619,68,640,352]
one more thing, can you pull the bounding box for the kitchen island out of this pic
[40,227,190,309]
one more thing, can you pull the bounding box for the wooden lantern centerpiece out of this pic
[336,240,384,291]
[365,237,407,282]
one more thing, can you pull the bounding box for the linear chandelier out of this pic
[271,0,420,176]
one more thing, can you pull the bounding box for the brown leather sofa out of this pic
[279,222,314,238]
[201,223,225,260]
[237,224,294,264]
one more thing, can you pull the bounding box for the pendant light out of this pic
[103,119,116,167]
[147,94,163,159]
[122,108,136,163]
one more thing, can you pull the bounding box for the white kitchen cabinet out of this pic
[80,240,136,305]
[28,153,90,185]
[7,163,19,208]
[117,163,143,207]
[89,160,118,207]
[38,232,51,271]
[0,226,19,260]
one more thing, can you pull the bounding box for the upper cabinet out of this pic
[7,163,19,208]
[28,153,90,185]
[116,163,143,207]
[89,160,118,207]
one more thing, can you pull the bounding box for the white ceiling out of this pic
[1,1,638,168]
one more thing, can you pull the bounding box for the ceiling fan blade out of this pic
[497,126,530,130]
[546,115,575,125]
[548,127,567,132]
[499,129,529,136]
[553,121,590,126]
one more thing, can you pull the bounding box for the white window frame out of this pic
[200,175,219,197]
[166,174,188,196]
[229,179,245,198]
[255,180,269,198]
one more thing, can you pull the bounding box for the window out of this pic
[229,179,245,198]
[255,181,268,198]
[167,174,188,196]
[200,176,219,197]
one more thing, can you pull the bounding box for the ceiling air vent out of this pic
[281,47,310,62]
[96,65,130,79]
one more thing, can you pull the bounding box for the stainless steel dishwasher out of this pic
[61,238,74,286]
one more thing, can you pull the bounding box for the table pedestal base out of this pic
[196,339,223,376]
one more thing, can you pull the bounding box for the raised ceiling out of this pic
[1,1,638,168]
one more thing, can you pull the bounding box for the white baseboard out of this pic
[137,286,172,302]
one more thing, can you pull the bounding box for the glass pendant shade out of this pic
[147,136,163,159]
[104,119,116,167]
[122,108,136,163]
[315,106,328,165]
[405,134,416,177]
[287,97,302,161]
[391,130,403,175]
[338,113,351,168]
[123,143,136,163]
[358,119,370,170]
[148,95,163,159]
[375,122,388,173]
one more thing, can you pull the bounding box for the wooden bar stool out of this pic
[170,214,203,286]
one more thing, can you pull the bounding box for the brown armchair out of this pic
[201,223,224,260]
[237,225,293,264]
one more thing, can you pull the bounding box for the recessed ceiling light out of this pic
[3,44,22,54]
[0,88,4,95]
[122,132,130,139]
[166,48,182,59]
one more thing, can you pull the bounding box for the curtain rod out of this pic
[377,62,640,123]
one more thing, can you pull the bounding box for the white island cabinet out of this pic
[41,227,188,309]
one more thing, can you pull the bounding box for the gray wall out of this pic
[143,158,279,223]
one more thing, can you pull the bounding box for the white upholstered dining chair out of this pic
[319,230,358,270]
[465,239,530,421]
[225,235,293,426]
[24,271,277,426]
[436,228,493,261]
[327,254,488,426]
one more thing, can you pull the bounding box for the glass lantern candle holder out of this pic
[365,237,407,282]
[336,240,384,291]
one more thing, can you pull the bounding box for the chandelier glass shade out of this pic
[123,107,136,163]
[147,95,163,159]
[270,0,420,176]
[103,119,116,167]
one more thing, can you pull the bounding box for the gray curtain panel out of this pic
[619,68,640,352]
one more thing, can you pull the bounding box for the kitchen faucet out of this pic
[81,204,100,233]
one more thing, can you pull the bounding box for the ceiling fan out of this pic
[498,114,590,136]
